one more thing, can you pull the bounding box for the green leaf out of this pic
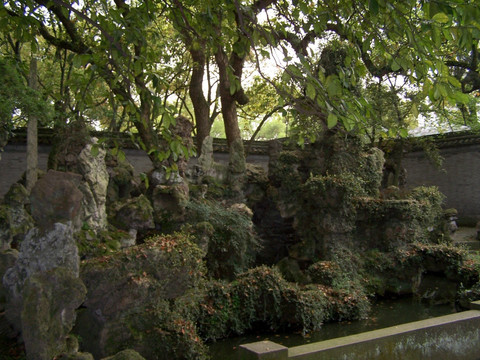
[391,59,401,71]
[432,12,449,24]
[447,76,461,88]
[327,113,338,128]
[369,0,379,16]
[306,83,316,100]
[399,128,409,138]
[411,103,419,118]
[452,91,471,104]
[326,75,341,97]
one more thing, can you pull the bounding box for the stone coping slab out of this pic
[288,310,480,360]
[240,307,480,360]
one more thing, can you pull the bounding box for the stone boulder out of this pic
[77,142,109,231]
[0,183,34,250]
[74,234,206,359]
[3,222,80,329]
[102,349,146,360]
[110,194,154,232]
[0,249,18,312]
[106,153,136,204]
[30,170,83,231]
[21,268,86,360]
[151,181,189,225]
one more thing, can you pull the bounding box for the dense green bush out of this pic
[407,186,446,243]
[197,266,370,341]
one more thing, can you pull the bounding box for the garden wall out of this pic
[2,131,480,222]
[402,141,480,222]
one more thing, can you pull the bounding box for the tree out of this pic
[254,0,480,142]
[3,0,193,171]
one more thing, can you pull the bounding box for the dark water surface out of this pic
[208,297,457,359]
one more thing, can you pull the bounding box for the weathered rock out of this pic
[119,229,137,248]
[74,234,206,358]
[196,136,214,177]
[102,349,146,360]
[227,138,246,196]
[276,257,310,284]
[21,267,86,360]
[58,353,94,360]
[151,181,189,224]
[3,222,79,328]
[0,204,34,251]
[30,170,83,230]
[0,249,18,311]
[111,195,154,232]
[229,203,254,219]
[106,153,136,203]
[78,142,109,231]
[4,182,29,207]
[150,168,183,186]
[0,183,34,250]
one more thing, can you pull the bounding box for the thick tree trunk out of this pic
[215,49,246,192]
[189,46,211,153]
[26,57,38,192]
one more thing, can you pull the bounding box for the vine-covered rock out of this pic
[185,200,260,280]
[75,234,207,359]
[197,266,369,341]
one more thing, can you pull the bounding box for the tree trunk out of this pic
[215,49,246,192]
[189,46,211,153]
[26,57,38,192]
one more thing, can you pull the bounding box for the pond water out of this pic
[208,297,457,359]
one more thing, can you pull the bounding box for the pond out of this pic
[208,296,457,359]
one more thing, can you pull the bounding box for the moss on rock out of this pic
[75,233,207,359]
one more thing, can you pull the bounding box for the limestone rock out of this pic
[229,203,253,219]
[78,142,109,231]
[111,195,154,232]
[30,170,83,230]
[150,168,183,186]
[21,267,86,360]
[101,349,146,360]
[74,235,205,358]
[4,183,29,207]
[151,181,189,224]
[106,153,136,203]
[276,257,310,284]
[0,183,34,250]
[3,222,79,328]
[0,203,34,251]
[0,249,18,311]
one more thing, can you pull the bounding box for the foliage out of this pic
[75,227,131,259]
[307,246,371,320]
[360,243,478,300]
[0,56,52,145]
[78,232,208,359]
[255,0,480,142]
[197,266,368,340]
[185,200,261,280]
[408,186,447,242]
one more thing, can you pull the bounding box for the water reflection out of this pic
[208,297,457,359]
